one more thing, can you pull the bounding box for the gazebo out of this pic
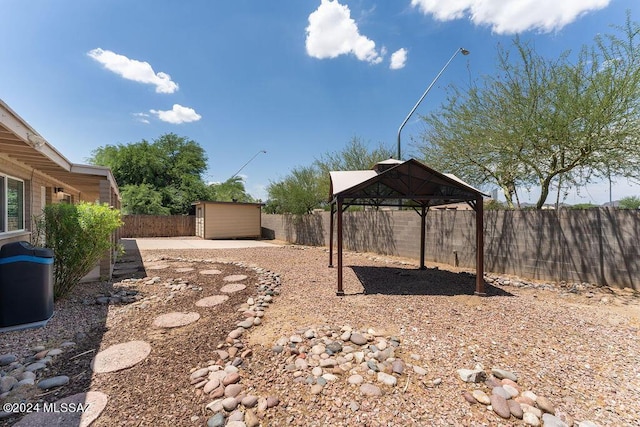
[329,158,488,296]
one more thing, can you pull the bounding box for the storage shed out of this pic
[193,201,262,239]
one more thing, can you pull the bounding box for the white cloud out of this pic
[132,112,150,124]
[306,0,383,64]
[390,48,408,70]
[410,0,611,34]
[88,48,179,93]
[149,104,202,124]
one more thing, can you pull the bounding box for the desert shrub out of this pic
[618,196,640,209]
[33,202,122,299]
[569,203,599,210]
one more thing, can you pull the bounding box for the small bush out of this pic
[33,202,122,299]
[618,196,640,209]
[569,203,599,210]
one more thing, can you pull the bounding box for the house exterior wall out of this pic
[0,155,80,249]
[202,203,261,239]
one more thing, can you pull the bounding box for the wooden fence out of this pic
[120,215,195,238]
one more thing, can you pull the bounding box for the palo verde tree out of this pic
[418,13,640,209]
[265,138,394,214]
[89,133,212,214]
[265,166,326,214]
[314,137,395,197]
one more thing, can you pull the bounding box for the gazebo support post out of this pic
[474,195,486,296]
[419,205,427,270]
[337,197,345,296]
[329,203,335,268]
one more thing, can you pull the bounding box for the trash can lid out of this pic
[0,241,54,258]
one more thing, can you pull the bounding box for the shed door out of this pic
[196,207,204,238]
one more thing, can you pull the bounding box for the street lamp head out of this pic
[460,48,470,55]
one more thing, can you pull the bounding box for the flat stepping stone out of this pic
[175,267,195,272]
[152,312,200,328]
[220,283,247,293]
[200,269,222,275]
[196,295,229,307]
[91,341,151,373]
[147,265,169,270]
[13,391,108,427]
[223,274,247,282]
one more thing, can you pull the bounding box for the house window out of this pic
[1,175,25,232]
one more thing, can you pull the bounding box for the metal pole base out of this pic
[328,265,333,268]
[336,291,345,296]
[474,292,487,297]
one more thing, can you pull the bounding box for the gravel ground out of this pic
[2,242,640,426]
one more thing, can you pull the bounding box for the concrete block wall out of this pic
[262,209,640,289]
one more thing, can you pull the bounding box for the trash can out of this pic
[0,241,54,332]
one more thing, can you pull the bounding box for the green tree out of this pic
[266,166,325,214]
[618,196,640,209]
[265,138,394,214]
[120,184,170,215]
[418,14,640,209]
[209,176,255,203]
[89,133,210,214]
[314,137,395,198]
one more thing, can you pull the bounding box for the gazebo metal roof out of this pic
[328,158,488,296]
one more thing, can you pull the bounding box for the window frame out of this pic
[0,173,26,234]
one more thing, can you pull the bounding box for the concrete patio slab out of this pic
[123,238,278,250]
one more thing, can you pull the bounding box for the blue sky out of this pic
[1,0,637,204]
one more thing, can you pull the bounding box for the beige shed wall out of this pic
[203,203,261,239]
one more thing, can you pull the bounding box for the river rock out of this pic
[350,333,368,345]
[463,391,478,404]
[244,409,260,427]
[348,374,364,385]
[472,389,491,405]
[360,383,382,396]
[204,379,220,394]
[508,400,524,419]
[536,395,555,414]
[490,393,511,419]
[37,376,69,389]
[491,368,518,382]
[377,372,397,386]
[523,411,541,426]
[207,413,226,427]
[492,386,511,400]
[221,397,238,411]
[0,377,18,393]
[0,354,17,366]
[241,395,258,408]
[224,384,243,398]
[457,368,486,383]
[542,413,568,427]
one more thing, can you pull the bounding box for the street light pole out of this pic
[396,47,469,160]
[229,150,267,181]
